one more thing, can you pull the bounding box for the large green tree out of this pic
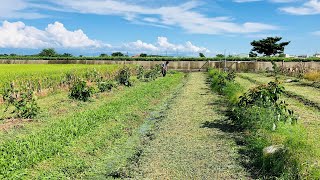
[199,53,206,58]
[39,48,57,57]
[111,52,124,57]
[250,37,290,56]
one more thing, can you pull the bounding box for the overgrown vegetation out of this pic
[97,80,116,92]
[69,79,95,102]
[208,68,317,179]
[0,64,121,99]
[304,71,320,82]
[2,83,40,119]
[116,66,132,86]
[136,65,162,82]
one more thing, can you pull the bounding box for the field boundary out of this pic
[1,60,320,71]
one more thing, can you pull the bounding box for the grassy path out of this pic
[134,73,248,179]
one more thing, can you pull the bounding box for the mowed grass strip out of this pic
[134,73,248,179]
[27,76,186,179]
[0,73,184,179]
[0,86,124,142]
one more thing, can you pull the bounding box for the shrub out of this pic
[137,66,145,80]
[97,81,115,92]
[143,64,162,81]
[2,83,40,119]
[69,79,94,102]
[237,81,297,129]
[85,68,101,82]
[116,67,131,86]
[208,68,305,178]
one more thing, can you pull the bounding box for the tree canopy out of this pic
[199,53,205,58]
[39,48,57,57]
[216,54,225,58]
[250,37,290,57]
[140,53,147,57]
[111,52,124,57]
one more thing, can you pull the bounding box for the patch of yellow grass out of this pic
[304,71,320,82]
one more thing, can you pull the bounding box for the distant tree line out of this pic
[0,37,297,59]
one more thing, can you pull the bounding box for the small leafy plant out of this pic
[69,79,94,102]
[137,66,145,80]
[97,81,115,92]
[142,64,162,82]
[2,83,40,119]
[116,67,131,86]
[236,81,298,129]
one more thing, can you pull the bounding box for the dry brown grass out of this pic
[304,71,320,82]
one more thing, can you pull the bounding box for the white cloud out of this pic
[0,21,209,54]
[0,21,107,49]
[124,37,210,53]
[45,0,278,34]
[312,31,320,35]
[0,0,46,19]
[280,0,320,15]
[124,40,158,52]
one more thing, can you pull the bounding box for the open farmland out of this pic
[0,63,320,179]
[0,64,120,94]
[0,64,187,178]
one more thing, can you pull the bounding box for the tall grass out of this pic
[304,71,320,82]
[0,64,122,94]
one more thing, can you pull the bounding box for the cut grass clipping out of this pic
[208,68,319,179]
[0,73,184,179]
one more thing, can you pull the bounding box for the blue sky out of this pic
[0,0,319,56]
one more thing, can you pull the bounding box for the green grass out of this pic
[239,73,320,108]
[235,75,320,178]
[0,64,122,95]
[209,69,320,178]
[0,73,184,179]
[133,73,248,179]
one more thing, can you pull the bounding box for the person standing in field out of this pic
[161,61,169,77]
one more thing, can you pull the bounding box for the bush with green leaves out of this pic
[97,81,115,92]
[234,81,298,129]
[209,69,236,94]
[116,67,131,86]
[143,64,162,81]
[208,68,303,178]
[2,83,40,119]
[69,79,94,102]
[137,66,145,80]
